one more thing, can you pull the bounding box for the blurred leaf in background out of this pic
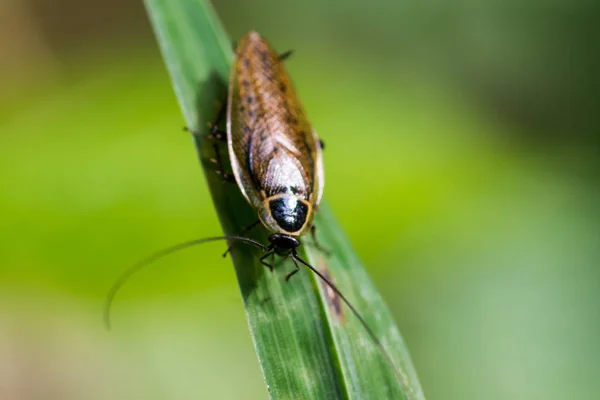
[1,0,599,399]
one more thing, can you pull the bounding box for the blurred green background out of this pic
[1,0,599,399]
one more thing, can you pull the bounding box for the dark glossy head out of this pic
[268,233,301,255]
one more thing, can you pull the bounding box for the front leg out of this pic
[260,251,275,273]
[285,257,301,281]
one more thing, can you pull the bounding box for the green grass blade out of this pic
[143,0,426,398]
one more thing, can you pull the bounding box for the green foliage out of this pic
[143,0,425,398]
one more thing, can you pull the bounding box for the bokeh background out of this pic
[1,0,599,399]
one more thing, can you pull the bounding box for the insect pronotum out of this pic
[105,31,408,394]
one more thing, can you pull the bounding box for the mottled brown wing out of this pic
[226,32,323,209]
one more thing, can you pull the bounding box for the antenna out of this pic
[292,251,412,397]
[103,236,267,330]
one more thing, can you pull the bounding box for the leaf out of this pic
[143,0,426,398]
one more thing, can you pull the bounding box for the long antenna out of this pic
[292,252,413,398]
[104,235,268,330]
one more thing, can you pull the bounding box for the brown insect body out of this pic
[227,32,324,238]
[105,32,405,393]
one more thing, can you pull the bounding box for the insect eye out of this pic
[269,197,308,233]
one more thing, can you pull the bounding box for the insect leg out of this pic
[260,251,276,272]
[188,100,235,182]
[286,257,301,281]
[279,50,294,61]
[222,219,261,257]
[184,124,232,181]
[310,225,331,256]
[182,124,226,141]
[183,97,227,141]
[206,99,227,142]
[207,142,235,183]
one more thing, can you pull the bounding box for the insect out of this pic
[219,29,326,273]
[104,31,403,390]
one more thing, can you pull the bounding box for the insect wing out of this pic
[226,32,323,210]
[226,60,259,207]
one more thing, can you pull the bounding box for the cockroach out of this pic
[104,31,403,389]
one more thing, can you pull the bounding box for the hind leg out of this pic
[184,101,234,182]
